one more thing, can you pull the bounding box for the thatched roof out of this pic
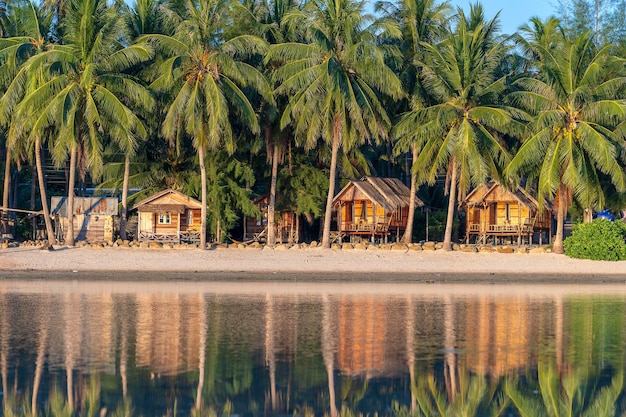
[332,176,422,211]
[132,189,202,212]
[462,181,550,210]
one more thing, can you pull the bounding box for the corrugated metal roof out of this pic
[333,176,422,210]
[51,196,119,216]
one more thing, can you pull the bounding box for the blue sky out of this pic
[448,0,557,34]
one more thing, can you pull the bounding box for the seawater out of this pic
[0,280,625,417]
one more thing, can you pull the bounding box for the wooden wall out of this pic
[59,214,114,242]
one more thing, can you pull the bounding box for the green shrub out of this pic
[564,219,626,261]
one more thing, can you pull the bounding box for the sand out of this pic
[0,244,624,283]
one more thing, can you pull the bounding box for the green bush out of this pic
[564,219,626,261]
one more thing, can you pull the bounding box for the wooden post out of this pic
[517,201,521,246]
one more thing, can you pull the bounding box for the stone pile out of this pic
[3,239,552,253]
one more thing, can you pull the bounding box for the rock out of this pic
[515,247,529,254]
[0,242,8,249]
[452,243,461,251]
[392,244,408,251]
[274,244,288,250]
[461,245,477,253]
[290,244,301,250]
[479,246,495,253]
[409,244,423,251]
[331,243,342,250]
[309,241,318,247]
[496,246,514,254]
[341,243,353,250]
[529,246,546,253]
[139,241,149,248]
[435,242,444,249]
[148,241,162,249]
[423,241,436,248]
[353,243,367,250]
[366,244,379,250]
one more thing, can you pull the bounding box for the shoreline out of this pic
[0,245,625,284]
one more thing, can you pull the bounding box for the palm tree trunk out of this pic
[2,146,10,236]
[31,164,37,239]
[322,116,341,249]
[402,145,418,244]
[120,154,130,241]
[65,144,77,246]
[199,146,207,249]
[443,158,458,251]
[35,136,56,245]
[267,142,279,246]
[553,185,566,254]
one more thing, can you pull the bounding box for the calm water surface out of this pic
[0,280,625,417]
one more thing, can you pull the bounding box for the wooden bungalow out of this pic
[131,189,202,243]
[243,195,298,243]
[461,181,552,245]
[332,176,422,242]
[51,196,118,242]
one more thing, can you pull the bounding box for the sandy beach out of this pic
[0,244,624,283]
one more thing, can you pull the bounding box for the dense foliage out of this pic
[564,218,626,260]
[1,0,626,250]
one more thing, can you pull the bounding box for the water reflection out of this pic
[0,281,625,416]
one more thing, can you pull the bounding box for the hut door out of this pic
[139,212,152,234]
[472,209,481,231]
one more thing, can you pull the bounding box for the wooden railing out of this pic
[138,230,201,243]
[468,223,534,234]
[342,222,388,233]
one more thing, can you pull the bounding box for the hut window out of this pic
[158,212,171,224]
[187,210,193,225]
[505,204,511,221]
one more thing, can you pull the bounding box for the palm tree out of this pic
[380,0,450,244]
[394,5,522,251]
[506,30,626,254]
[0,0,57,245]
[142,0,273,249]
[270,0,403,248]
[230,0,301,246]
[114,0,168,241]
[18,0,153,246]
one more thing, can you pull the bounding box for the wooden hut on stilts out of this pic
[332,176,422,243]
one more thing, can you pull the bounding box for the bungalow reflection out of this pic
[0,287,624,416]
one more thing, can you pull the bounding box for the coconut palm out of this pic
[269,0,403,248]
[506,30,626,254]
[141,0,273,249]
[230,0,302,246]
[0,0,57,245]
[17,0,153,246]
[395,5,523,251]
[111,0,169,241]
[381,0,450,244]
